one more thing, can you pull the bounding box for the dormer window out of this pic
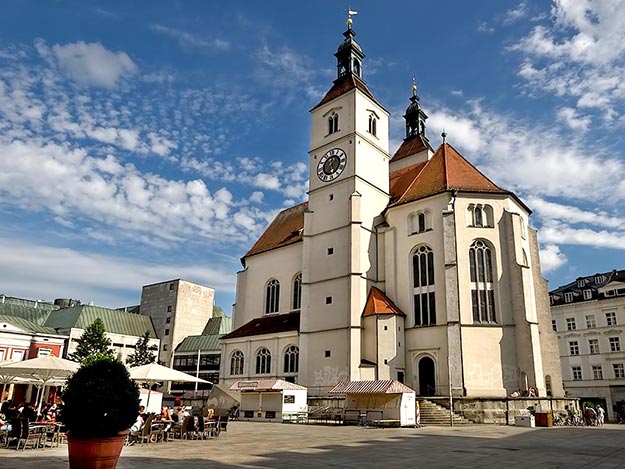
[328,113,339,134]
[564,292,574,303]
[595,275,605,284]
[583,289,592,300]
[577,279,585,288]
[368,114,377,136]
[468,204,494,228]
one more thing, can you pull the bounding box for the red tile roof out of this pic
[390,143,508,207]
[311,74,385,111]
[328,380,415,394]
[221,312,300,340]
[362,287,406,318]
[389,161,427,203]
[244,203,307,258]
[390,134,433,163]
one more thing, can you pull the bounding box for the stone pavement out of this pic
[1,422,624,468]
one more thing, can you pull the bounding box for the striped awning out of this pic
[230,379,307,392]
[328,380,415,395]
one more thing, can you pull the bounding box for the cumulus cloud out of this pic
[556,107,591,132]
[540,244,567,273]
[39,40,138,88]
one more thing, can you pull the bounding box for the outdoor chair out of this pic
[128,415,155,445]
[196,416,207,440]
[172,415,189,440]
[43,423,63,448]
[218,415,229,433]
[17,419,45,450]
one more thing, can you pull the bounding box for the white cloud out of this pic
[150,24,230,50]
[539,244,567,273]
[503,2,528,25]
[528,197,625,229]
[556,107,591,131]
[42,41,138,88]
[249,191,264,203]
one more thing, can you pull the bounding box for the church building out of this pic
[220,22,563,401]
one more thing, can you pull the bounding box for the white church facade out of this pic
[220,24,564,401]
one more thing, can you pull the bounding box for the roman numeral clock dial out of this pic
[317,148,347,182]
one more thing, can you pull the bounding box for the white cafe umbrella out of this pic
[0,355,79,413]
[129,363,211,407]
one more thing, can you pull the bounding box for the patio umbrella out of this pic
[0,355,80,413]
[129,363,211,407]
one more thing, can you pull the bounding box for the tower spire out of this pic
[335,12,365,80]
[403,77,428,139]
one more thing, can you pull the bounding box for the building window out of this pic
[577,279,585,288]
[408,211,430,235]
[324,350,331,358]
[469,240,496,323]
[37,348,52,357]
[564,292,574,303]
[572,366,582,381]
[609,337,621,352]
[166,316,171,324]
[163,344,168,351]
[230,350,244,376]
[167,305,172,312]
[325,296,332,304]
[468,204,494,228]
[586,315,596,329]
[589,339,600,355]
[614,363,625,379]
[606,312,617,326]
[169,283,175,290]
[368,114,377,136]
[255,348,271,374]
[292,273,302,311]
[283,345,299,373]
[583,289,592,300]
[265,278,280,314]
[569,341,579,356]
[545,375,552,396]
[551,319,557,332]
[328,113,339,134]
[0,350,4,361]
[566,318,576,331]
[327,247,334,255]
[595,275,605,284]
[592,365,603,380]
[164,329,169,336]
[413,245,435,326]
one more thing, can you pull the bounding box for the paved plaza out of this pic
[1,422,624,468]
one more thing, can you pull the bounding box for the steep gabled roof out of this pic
[390,143,508,207]
[0,315,60,335]
[362,287,406,318]
[311,74,385,112]
[389,161,428,203]
[244,203,307,259]
[221,312,300,340]
[390,134,433,163]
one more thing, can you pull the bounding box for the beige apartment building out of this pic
[221,23,563,403]
[140,279,215,366]
[550,270,625,421]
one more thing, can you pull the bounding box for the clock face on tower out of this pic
[317,148,347,182]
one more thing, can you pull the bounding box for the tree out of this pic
[70,317,114,363]
[126,331,157,367]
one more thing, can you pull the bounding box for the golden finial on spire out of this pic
[347,8,358,29]
[412,76,417,97]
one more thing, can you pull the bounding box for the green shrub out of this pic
[61,356,140,438]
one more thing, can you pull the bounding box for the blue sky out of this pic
[1,0,624,312]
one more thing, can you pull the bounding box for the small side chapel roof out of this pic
[362,287,406,318]
[390,134,433,164]
[220,312,300,340]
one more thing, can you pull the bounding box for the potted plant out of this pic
[61,355,140,469]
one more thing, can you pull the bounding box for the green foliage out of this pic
[126,331,157,367]
[69,318,114,364]
[61,356,140,438]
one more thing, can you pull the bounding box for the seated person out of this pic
[206,408,215,421]
[130,407,145,432]
[21,403,37,422]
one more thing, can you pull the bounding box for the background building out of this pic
[139,279,216,367]
[550,269,625,421]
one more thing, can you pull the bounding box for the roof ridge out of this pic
[444,142,505,192]
[393,160,430,206]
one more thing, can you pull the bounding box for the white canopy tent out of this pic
[129,363,211,407]
[0,356,79,413]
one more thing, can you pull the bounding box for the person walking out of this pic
[596,405,605,426]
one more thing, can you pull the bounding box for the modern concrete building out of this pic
[550,269,625,421]
[220,23,563,405]
[139,279,215,366]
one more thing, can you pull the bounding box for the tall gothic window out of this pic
[468,204,494,227]
[283,345,299,373]
[368,114,377,136]
[265,279,280,314]
[328,113,339,134]
[230,350,244,375]
[469,240,497,323]
[413,245,435,326]
[256,348,271,374]
[292,273,302,310]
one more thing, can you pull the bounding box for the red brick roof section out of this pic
[390,134,433,163]
[389,161,427,203]
[362,286,407,318]
[391,143,508,207]
[244,202,307,258]
[311,74,384,111]
[221,312,300,340]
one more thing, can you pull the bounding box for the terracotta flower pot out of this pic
[67,431,128,469]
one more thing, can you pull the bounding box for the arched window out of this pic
[368,114,377,136]
[292,273,302,310]
[413,245,435,326]
[545,375,552,397]
[475,206,483,226]
[328,113,339,134]
[283,345,299,373]
[408,210,430,235]
[265,279,280,314]
[230,350,244,375]
[469,240,496,323]
[468,204,493,227]
[256,348,271,374]
[418,213,426,233]
[353,59,361,77]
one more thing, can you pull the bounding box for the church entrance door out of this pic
[418,356,436,396]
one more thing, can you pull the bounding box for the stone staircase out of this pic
[418,399,474,426]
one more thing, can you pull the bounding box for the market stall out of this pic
[230,379,307,422]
